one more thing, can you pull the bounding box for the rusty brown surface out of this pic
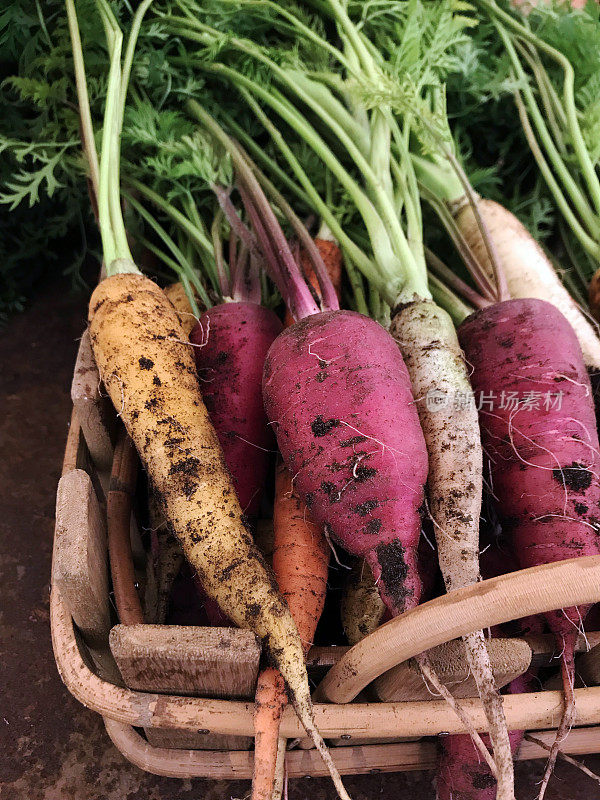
[1,280,599,799]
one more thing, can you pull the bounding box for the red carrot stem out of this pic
[237,183,295,309]
[213,185,263,304]
[444,149,509,303]
[236,175,319,320]
[232,251,261,305]
[190,101,327,320]
[425,246,491,310]
[229,228,238,281]
[235,142,339,312]
[230,147,319,316]
[237,181,318,320]
[213,184,259,258]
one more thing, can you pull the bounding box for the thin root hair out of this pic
[166,336,211,348]
[420,526,435,551]
[232,433,277,454]
[322,525,351,570]
[416,652,498,779]
[524,733,600,787]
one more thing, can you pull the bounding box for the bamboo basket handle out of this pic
[107,427,143,625]
[102,718,600,780]
[317,555,600,704]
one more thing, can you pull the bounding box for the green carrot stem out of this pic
[231,82,384,292]
[343,249,369,316]
[557,218,595,295]
[124,192,210,306]
[94,0,131,265]
[137,235,192,285]
[495,21,599,234]
[93,3,121,266]
[167,19,420,293]
[125,177,214,255]
[172,0,355,73]
[412,154,464,204]
[428,273,473,325]
[560,266,588,311]
[179,272,201,319]
[477,0,600,218]
[208,64,414,297]
[368,282,381,320]
[515,41,566,154]
[65,0,100,206]
[220,112,312,207]
[243,46,409,264]
[415,171,497,301]
[177,228,204,314]
[119,0,154,132]
[368,110,394,203]
[271,74,415,273]
[512,82,600,261]
[388,115,423,258]
[444,147,509,302]
[181,195,220,290]
[247,0,355,72]
[287,71,370,155]
[323,0,379,80]
[211,208,230,297]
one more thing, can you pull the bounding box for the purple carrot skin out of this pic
[459,297,600,798]
[437,709,527,800]
[236,167,497,790]
[263,310,428,616]
[190,302,283,518]
[436,649,543,800]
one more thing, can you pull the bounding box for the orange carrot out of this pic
[283,238,343,326]
[252,667,289,797]
[252,238,337,800]
[252,461,330,800]
[272,461,330,646]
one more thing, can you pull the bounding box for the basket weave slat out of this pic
[102,720,600,780]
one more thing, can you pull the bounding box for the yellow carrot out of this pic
[67,3,350,795]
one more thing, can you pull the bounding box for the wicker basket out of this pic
[50,334,600,779]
